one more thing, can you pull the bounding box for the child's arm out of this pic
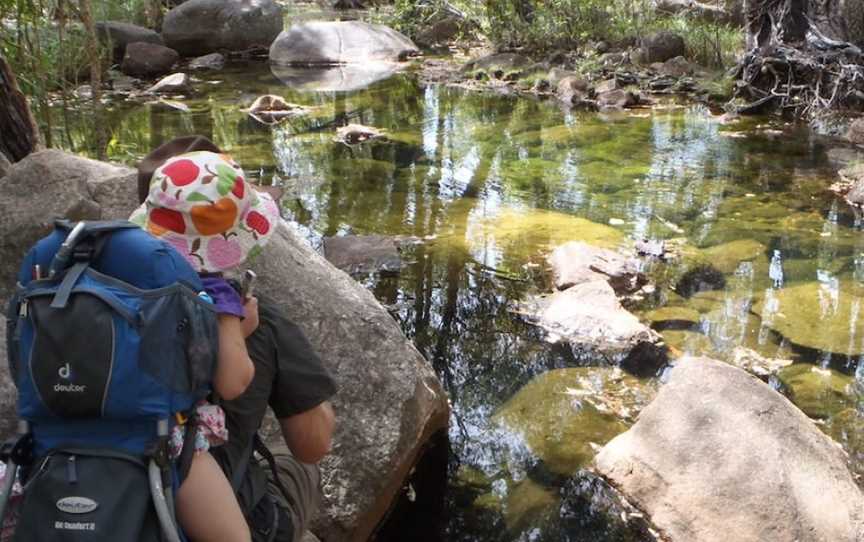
[214,314,255,400]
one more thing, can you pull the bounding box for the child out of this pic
[130,151,280,542]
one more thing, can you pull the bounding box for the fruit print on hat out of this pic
[130,151,280,273]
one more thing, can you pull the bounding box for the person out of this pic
[137,137,337,542]
[131,148,282,542]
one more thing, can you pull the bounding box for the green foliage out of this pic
[390,0,743,68]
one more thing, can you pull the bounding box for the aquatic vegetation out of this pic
[778,364,858,419]
[493,367,656,475]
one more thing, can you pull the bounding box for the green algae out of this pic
[778,364,858,419]
[503,478,559,533]
[660,329,716,358]
[753,282,864,357]
[493,368,656,475]
[700,239,768,275]
[642,306,700,327]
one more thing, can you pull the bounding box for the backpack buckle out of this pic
[0,433,33,467]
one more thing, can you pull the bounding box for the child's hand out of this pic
[241,296,259,337]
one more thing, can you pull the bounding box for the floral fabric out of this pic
[169,402,229,458]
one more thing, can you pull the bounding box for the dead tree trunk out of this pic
[735,0,864,117]
[0,54,41,164]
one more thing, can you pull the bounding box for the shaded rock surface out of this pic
[253,224,449,541]
[597,89,639,109]
[493,367,656,475]
[270,21,417,66]
[121,42,180,77]
[464,53,533,77]
[323,234,401,275]
[0,153,11,179]
[846,117,864,144]
[639,32,686,63]
[0,150,135,304]
[162,0,284,57]
[0,150,449,542]
[0,316,16,442]
[188,52,225,70]
[596,356,864,542]
[522,281,667,376]
[548,241,644,294]
[835,163,864,207]
[96,21,164,63]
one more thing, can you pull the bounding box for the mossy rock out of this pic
[470,208,626,253]
[778,364,858,419]
[753,281,864,357]
[660,329,716,358]
[493,367,655,475]
[700,239,768,275]
[504,478,559,533]
[642,306,700,327]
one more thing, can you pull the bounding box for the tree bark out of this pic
[0,54,41,163]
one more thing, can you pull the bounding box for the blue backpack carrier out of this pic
[1,220,219,542]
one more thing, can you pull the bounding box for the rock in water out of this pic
[146,73,191,94]
[96,21,164,63]
[0,151,450,541]
[253,224,449,540]
[188,53,225,71]
[522,281,667,376]
[121,42,180,77]
[493,367,656,475]
[778,364,858,419]
[334,124,387,145]
[595,356,864,542]
[753,281,864,357]
[324,235,400,275]
[162,0,284,57]
[269,21,418,66]
[548,241,645,294]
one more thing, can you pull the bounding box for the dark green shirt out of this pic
[213,295,336,508]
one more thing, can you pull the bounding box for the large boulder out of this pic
[270,21,418,66]
[0,151,450,542]
[639,31,686,63]
[595,356,864,542]
[0,150,135,304]
[121,42,180,77]
[96,21,164,63]
[252,224,449,541]
[162,0,284,57]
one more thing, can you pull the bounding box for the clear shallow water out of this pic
[50,62,864,540]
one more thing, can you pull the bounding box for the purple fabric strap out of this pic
[200,276,245,319]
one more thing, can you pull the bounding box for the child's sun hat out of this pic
[130,151,280,273]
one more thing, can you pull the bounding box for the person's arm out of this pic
[214,314,255,400]
[278,401,336,464]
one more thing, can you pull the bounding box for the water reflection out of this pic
[46,63,864,541]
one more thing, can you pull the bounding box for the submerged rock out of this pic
[522,281,668,375]
[753,281,864,357]
[558,471,659,542]
[596,356,864,542]
[728,346,792,380]
[121,42,180,77]
[471,209,625,253]
[163,0,284,57]
[826,408,864,481]
[504,478,559,533]
[778,364,858,419]
[323,234,401,275]
[548,241,645,294]
[493,367,656,475]
[270,21,417,66]
[700,238,767,274]
[674,263,725,298]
